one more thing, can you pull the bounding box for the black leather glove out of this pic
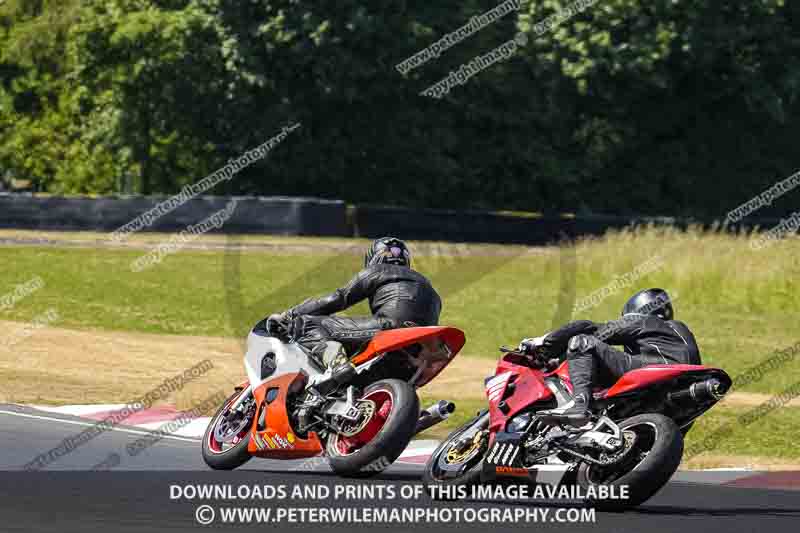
[266,312,291,339]
[518,334,548,355]
[285,313,308,342]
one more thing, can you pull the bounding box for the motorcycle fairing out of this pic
[481,431,533,482]
[352,326,466,387]
[546,362,719,400]
[247,373,323,459]
[546,361,572,387]
[244,331,325,391]
[487,355,555,433]
[487,356,729,435]
[481,430,575,488]
[601,364,709,398]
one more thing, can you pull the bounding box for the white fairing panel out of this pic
[244,332,326,390]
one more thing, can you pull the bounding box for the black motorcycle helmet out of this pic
[622,288,674,320]
[364,237,411,268]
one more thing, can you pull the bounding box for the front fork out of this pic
[229,384,253,413]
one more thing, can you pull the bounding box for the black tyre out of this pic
[326,379,419,478]
[202,388,255,470]
[422,410,490,498]
[576,413,683,511]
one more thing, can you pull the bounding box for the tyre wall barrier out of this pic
[0,193,778,245]
[0,194,348,237]
[350,204,774,245]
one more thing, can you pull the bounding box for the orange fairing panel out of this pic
[248,373,323,459]
[352,326,466,365]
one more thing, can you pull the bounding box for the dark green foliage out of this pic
[1,0,798,216]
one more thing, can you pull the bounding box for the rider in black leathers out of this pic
[520,288,700,426]
[267,237,441,368]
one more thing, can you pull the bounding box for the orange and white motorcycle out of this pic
[202,320,464,477]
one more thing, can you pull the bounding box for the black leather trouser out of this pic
[566,335,684,401]
[295,315,396,356]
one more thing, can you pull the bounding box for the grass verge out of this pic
[2,226,798,394]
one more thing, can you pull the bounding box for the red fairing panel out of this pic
[603,364,709,398]
[546,361,573,393]
[353,326,466,363]
[352,326,466,387]
[487,356,554,433]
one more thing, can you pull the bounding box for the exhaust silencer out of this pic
[414,400,456,435]
[669,378,727,404]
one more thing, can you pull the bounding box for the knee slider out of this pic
[378,317,400,330]
[567,334,596,356]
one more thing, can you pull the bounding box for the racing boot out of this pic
[309,341,346,371]
[308,344,327,371]
[539,335,595,427]
[321,341,349,369]
[538,392,592,427]
[309,361,357,397]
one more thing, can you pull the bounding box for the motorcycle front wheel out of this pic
[202,387,255,470]
[422,410,490,497]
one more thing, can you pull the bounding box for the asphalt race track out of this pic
[1,405,798,533]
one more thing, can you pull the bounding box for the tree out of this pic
[1,0,799,216]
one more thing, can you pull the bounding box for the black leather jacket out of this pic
[541,315,701,364]
[288,264,442,327]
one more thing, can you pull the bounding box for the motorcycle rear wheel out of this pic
[576,413,683,511]
[326,379,419,478]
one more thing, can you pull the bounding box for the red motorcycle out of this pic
[423,344,731,509]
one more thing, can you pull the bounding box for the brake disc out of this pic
[446,430,487,465]
[597,430,637,465]
[214,399,255,443]
[337,399,376,437]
